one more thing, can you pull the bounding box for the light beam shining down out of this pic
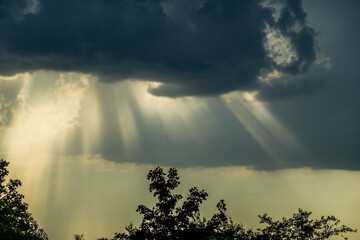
[223,91,309,168]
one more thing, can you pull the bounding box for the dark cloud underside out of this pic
[1,0,317,97]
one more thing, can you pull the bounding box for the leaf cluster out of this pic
[0,159,48,240]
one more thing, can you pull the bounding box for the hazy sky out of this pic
[0,0,359,239]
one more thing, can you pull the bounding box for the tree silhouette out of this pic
[0,159,48,240]
[255,209,357,240]
[98,166,356,240]
[74,234,86,240]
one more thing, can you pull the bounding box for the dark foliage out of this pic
[97,167,357,240]
[74,234,86,240]
[0,159,48,240]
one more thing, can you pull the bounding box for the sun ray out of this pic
[113,81,141,159]
[121,81,209,148]
[79,78,102,156]
[3,72,92,226]
[223,92,308,168]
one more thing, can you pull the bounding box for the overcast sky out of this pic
[0,0,359,239]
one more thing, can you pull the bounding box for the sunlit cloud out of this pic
[0,73,32,128]
[264,24,299,67]
[258,69,283,83]
[5,72,90,154]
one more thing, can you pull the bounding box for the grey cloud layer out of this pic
[0,0,318,97]
[0,0,39,20]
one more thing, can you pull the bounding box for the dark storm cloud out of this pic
[268,0,317,74]
[0,0,39,20]
[0,0,317,97]
[257,77,324,101]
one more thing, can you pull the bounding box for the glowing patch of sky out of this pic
[0,71,359,240]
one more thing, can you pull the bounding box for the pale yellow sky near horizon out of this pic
[7,154,360,240]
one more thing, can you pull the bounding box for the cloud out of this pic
[0,0,317,98]
[4,72,90,152]
[0,0,39,20]
[0,74,28,127]
[257,76,324,101]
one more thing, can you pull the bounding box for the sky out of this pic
[0,0,359,239]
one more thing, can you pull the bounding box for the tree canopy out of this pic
[97,167,356,240]
[0,159,48,240]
